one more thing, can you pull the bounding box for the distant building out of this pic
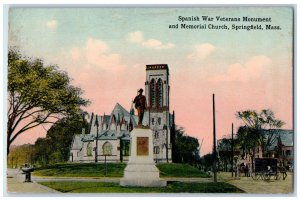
[265,129,293,168]
[243,129,293,170]
[217,129,294,171]
[70,64,175,163]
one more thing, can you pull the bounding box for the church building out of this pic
[70,64,175,163]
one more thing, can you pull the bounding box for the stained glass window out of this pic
[150,79,156,108]
[103,141,113,155]
[87,142,92,156]
[157,79,163,107]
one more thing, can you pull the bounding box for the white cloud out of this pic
[209,55,272,83]
[187,43,216,60]
[127,30,175,50]
[84,38,125,71]
[69,37,126,74]
[127,31,144,43]
[46,20,57,29]
[142,39,175,49]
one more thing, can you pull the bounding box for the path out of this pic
[6,168,61,194]
[33,176,212,183]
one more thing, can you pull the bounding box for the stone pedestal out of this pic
[120,127,166,187]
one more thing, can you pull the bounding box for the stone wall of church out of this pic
[70,149,82,162]
[97,140,120,163]
[150,111,172,162]
[81,140,96,163]
[70,139,121,163]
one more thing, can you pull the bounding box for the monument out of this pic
[133,88,147,126]
[120,89,166,187]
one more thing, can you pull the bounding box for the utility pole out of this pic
[199,138,204,157]
[231,123,234,177]
[164,124,169,163]
[95,115,99,163]
[213,94,217,182]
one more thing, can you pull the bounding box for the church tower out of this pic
[144,64,172,163]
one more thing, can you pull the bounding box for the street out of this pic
[218,172,294,194]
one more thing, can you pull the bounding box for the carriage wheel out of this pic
[263,172,271,181]
[275,173,281,180]
[251,172,259,180]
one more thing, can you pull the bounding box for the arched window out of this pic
[150,79,156,108]
[156,78,163,107]
[103,141,113,156]
[154,131,159,139]
[158,117,161,125]
[86,142,92,156]
[154,146,160,154]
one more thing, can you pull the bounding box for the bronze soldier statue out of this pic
[133,88,147,126]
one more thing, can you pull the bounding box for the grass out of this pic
[33,163,209,178]
[157,163,209,178]
[38,181,244,193]
[33,163,126,177]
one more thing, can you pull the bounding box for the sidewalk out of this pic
[33,176,213,183]
[6,168,61,194]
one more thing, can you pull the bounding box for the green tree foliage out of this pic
[7,49,89,155]
[217,138,231,171]
[200,153,214,172]
[236,109,285,170]
[172,126,200,165]
[32,114,89,165]
[7,144,34,168]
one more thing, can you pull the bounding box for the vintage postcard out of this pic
[5,6,294,195]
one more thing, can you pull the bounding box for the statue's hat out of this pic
[138,88,143,93]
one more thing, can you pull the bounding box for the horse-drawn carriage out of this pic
[251,158,287,181]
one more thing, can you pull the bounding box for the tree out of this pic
[217,138,233,171]
[236,109,285,170]
[32,113,89,165]
[172,126,200,165]
[7,144,34,168]
[32,137,51,165]
[7,49,89,155]
[200,153,214,172]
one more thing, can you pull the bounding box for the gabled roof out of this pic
[102,115,111,124]
[119,132,131,141]
[82,134,95,142]
[279,130,293,146]
[110,103,130,122]
[79,130,131,141]
[97,130,131,140]
[98,130,118,140]
[267,129,293,150]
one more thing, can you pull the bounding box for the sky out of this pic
[8,7,293,155]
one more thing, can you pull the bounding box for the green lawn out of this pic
[33,163,209,178]
[38,181,244,193]
[33,163,126,177]
[157,163,209,178]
